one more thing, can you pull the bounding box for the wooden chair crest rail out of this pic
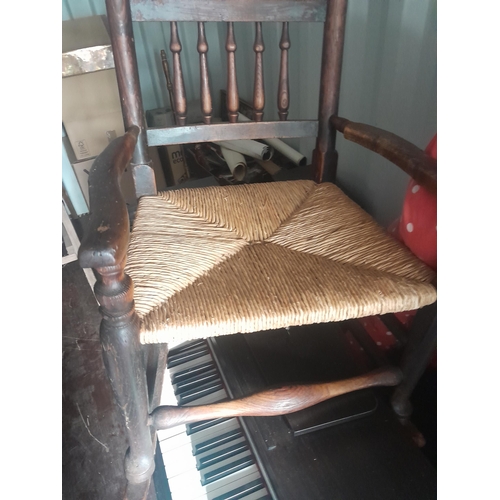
[77,0,437,498]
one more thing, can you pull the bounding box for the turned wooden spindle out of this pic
[197,21,212,124]
[170,21,187,126]
[226,22,239,123]
[150,367,402,430]
[253,22,265,122]
[278,22,290,121]
[160,49,176,119]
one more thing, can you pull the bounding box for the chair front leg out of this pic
[391,302,437,418]
[95,260,155,486]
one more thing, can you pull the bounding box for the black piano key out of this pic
[187,417,232,436]
[212,478,265,500]
[178,380,224,405]
[171,361,215,385]
[198,442,249,470]
[194,429,243,455]
[168,339,207,356]
[201,455,255,486]
[175,370,219,395]
[167,345,210,368]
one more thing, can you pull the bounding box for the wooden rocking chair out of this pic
[78,0,437,498]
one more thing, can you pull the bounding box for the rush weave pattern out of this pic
[125,180,436,345]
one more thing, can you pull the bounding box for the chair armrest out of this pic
[78,126,139,269]
[330,116,436,194]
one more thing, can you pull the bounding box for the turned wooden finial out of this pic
[278,22,290,121]
[197,22,213,124]
[253,22,265,122]
[170,21,187,126]
[226,22,239,123]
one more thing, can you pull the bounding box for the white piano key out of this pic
[163,435,247,479]
[198,468,262,500]
[196,436,247,470]
[175,372,220,397]
[169,463,259,500]
[159,340,269,500]
[183,388,228,406]
[157,424,188,442]
[163,430,246,468]
[234,488,270,500]
[160,364,180,398]
[157,388,228,442]
[160,418,239,455]
[199,449,253,485]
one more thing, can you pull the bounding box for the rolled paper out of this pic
[237,112,306,167]
[215,139,274,161]
[220,146,247,181]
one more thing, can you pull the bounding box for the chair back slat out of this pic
[197,22,213,124]
[278,22,290,121]
[226,22,239,124]
[253,22,265,122]
[131,0,327,22]
[147,120,318,146]
[170,21,187,126]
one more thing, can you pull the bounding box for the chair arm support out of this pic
[330,116,436,194]
[78,126,139,269]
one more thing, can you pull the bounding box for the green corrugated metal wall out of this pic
[62,0,436,225]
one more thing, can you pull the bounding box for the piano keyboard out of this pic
[157,339,272,500]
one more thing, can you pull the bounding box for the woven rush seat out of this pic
[126,180,436,345]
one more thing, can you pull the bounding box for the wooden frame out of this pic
[78,1,437,497]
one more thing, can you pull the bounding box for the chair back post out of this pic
[106,0,157,197]
[312,0,348,183]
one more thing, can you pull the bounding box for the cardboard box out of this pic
[62,16,125,160]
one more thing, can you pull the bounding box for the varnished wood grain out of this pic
[106,0,156,196]
[147,120,318,146]
[78,126,138,269]
[331,116,437,194]
[150,367,402,429]
[130,0,327,22]
[226,22,239,123]
[278,22,290,121]
[209,329,437,500]
[197,22,212,124]
[95,261,155,486]
[312,0,348,183]
[170,21,187,126]
[253,22,265,122]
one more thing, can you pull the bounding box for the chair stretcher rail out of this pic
[150,367,402,430]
